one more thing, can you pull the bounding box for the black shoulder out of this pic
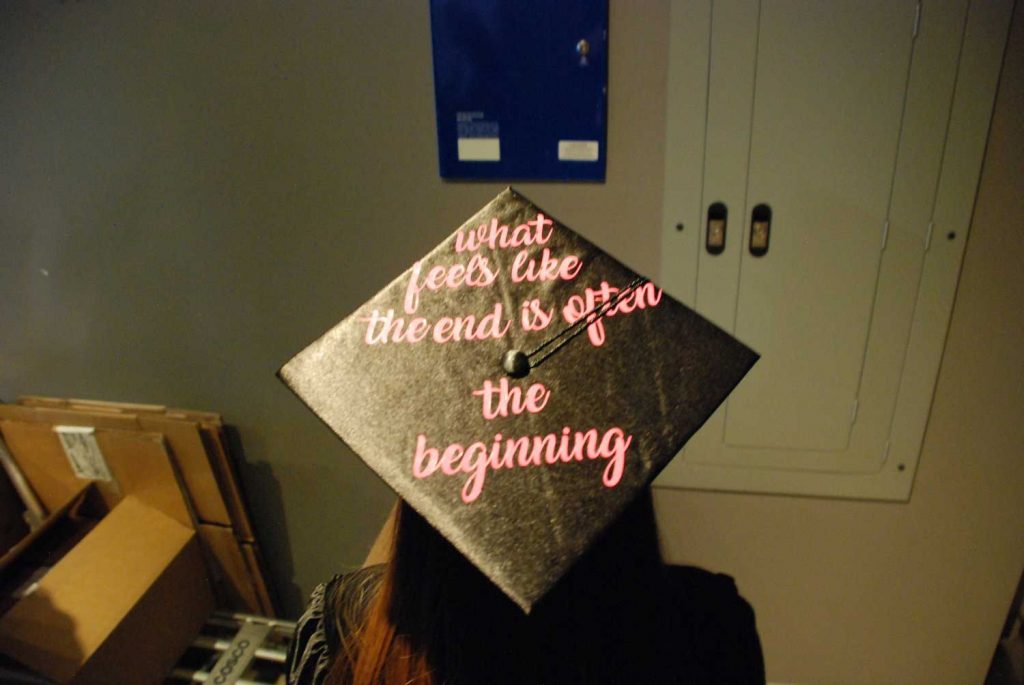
[286,574,343,685]
[665,565,766,685]
[285,567,385,685]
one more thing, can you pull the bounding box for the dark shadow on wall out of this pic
[984,566,1024,685]
[223,427,305,618]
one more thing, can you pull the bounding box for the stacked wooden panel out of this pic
[0,396,276,617]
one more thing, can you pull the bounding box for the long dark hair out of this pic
[327,488,675,684]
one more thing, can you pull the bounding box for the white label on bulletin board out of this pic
[558,140,600,161]
[55,426,112,481]
[457,138,501,161]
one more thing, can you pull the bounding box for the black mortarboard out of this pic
[279,188,757,612]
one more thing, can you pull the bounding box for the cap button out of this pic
[502,350,531,378]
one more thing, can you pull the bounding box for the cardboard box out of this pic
[2,398,274,617]
[0,408,217,683]
[0,470,28,557]
[195,424,254,541]
[0,421,191,528]
[0,404,234,527]
[134,414,232,526]
[11,399,256,538]
[196,523,262,614]
[0,485,97,587]
[0,495,214,683]
[239,541,276,617]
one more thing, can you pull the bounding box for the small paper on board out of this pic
[54,426,112,482]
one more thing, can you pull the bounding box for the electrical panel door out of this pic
[657,0,1013,499]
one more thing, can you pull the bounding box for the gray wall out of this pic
[2,2,1022,684]
[0,1,669,618]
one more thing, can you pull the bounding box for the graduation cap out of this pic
[279,188,757,612]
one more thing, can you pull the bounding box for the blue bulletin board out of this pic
[429,0,609,181]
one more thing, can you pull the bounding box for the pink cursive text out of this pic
[510,248,583,283]
[360,304,511,345]
[403,255,498,314]
[472,379,550,420]
[412,426,633,503]
[454,214,554,253]
[562,281,664,346]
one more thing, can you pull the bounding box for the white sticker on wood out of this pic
[55,426,112,482]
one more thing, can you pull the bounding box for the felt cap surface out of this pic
[279,188,757,611]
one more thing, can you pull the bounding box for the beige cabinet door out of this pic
[657,0,1013,499]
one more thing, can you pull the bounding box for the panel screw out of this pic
[675,223,685,232]
[897,463,906,472]
[947,231,956,241]
[576,39,590,57]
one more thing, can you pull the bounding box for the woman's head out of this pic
[331,489,668,684]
